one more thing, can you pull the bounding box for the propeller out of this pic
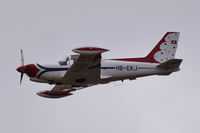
[21,49,24,66]
[20,72,24,84]
[19,49,25,84]
[17,49,39,84]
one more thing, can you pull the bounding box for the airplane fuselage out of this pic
[29,59,179,86]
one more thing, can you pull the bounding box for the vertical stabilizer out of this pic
[146,32,180,63]
[112,32,180,63]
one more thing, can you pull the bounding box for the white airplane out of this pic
[16,32,182,98]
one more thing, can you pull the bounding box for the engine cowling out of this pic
[37,90,73,98]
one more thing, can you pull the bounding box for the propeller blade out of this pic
[20,49,24,66]
[20,73,24,85]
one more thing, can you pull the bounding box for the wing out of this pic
[61,47,109,85]
[37,47,109,98]
[37,84,88,98]
[51,51,106,93]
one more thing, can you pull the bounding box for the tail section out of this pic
[112,32,180,63]
[156,58,182,75]
[145,32,180,63]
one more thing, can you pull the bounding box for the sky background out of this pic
[0,0,200,133]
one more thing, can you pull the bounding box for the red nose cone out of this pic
[16,64,40,77]
[16,66,26,73]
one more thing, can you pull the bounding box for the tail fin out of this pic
[145,32,180,63]
[112,32,180,63]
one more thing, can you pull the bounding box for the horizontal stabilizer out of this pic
[157,59,182,68]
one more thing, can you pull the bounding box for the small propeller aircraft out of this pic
[16,32,182,98]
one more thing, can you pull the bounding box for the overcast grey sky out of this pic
[0,0,200,133]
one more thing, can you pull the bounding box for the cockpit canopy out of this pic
[59,55,79,66]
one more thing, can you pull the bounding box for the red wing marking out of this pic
[75,47,108,51]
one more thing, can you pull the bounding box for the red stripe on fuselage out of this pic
[111,57,159,63]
